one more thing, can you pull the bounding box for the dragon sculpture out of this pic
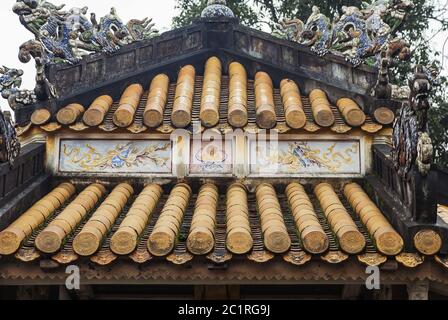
[392,65,437,178]
[0,1,159,110]
[14,2,159,65]
[274,0,413,67]
[127,18,158,41]
[0,66,37,110]
[370,38,411,100]
[301,6,333,57]
[0,110,21,167]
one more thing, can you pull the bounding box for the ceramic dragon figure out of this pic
[273,19,304,42]
[0,66,37,110]
[0,67,23,93]
[127,18,158,41]
[371,38,411,99]
[8,0,159,107]
[331,5,391,66]
[87,8,132,55]
[392,65,438,178]
[301,6,333,57]
[14,1,159,64]
[12,0,66,36]
[14,3,150,64]
[274,0,413,67]
[13,0,159,66]
[40,11,92,63]
[332,1,412,66]
[273,6,332,56]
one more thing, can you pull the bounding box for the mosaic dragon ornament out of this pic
[0,66,37,110]
[392,65,439,178]
[274,0,413,67]
[2,0,159,108]
[371,39,412,100]
[14,1,159,64]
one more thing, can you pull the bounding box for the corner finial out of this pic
[201,0,235,18]
[0,108,20,167]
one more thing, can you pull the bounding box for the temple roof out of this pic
[20,58,388,136]
[0,180,443,271]
[8,2,405,133]
[0,1,447,296]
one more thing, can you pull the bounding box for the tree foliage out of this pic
[173,0,448,167]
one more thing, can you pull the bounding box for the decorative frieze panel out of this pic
[59,139,171,174]
[53,134,366,178]
[249,139,363,177]
[190,136,233,175]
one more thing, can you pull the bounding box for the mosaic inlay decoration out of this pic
[59,140,171,173]
[250,140,362,175]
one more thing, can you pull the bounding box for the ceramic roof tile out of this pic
[0,181,429,269]
[27,59,394,135]
[438,205,448,224]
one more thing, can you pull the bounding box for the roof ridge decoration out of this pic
[0,1,159,110]
[0,66,37,110]
[273,1,413,68]
[14,1,159,65]
[201,0,235,18]
[372,51,441,101]
[390,63,441,224]
[0,110,20,167]
[392,64,438,178]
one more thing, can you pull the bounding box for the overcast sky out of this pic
[0,0,446,113]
